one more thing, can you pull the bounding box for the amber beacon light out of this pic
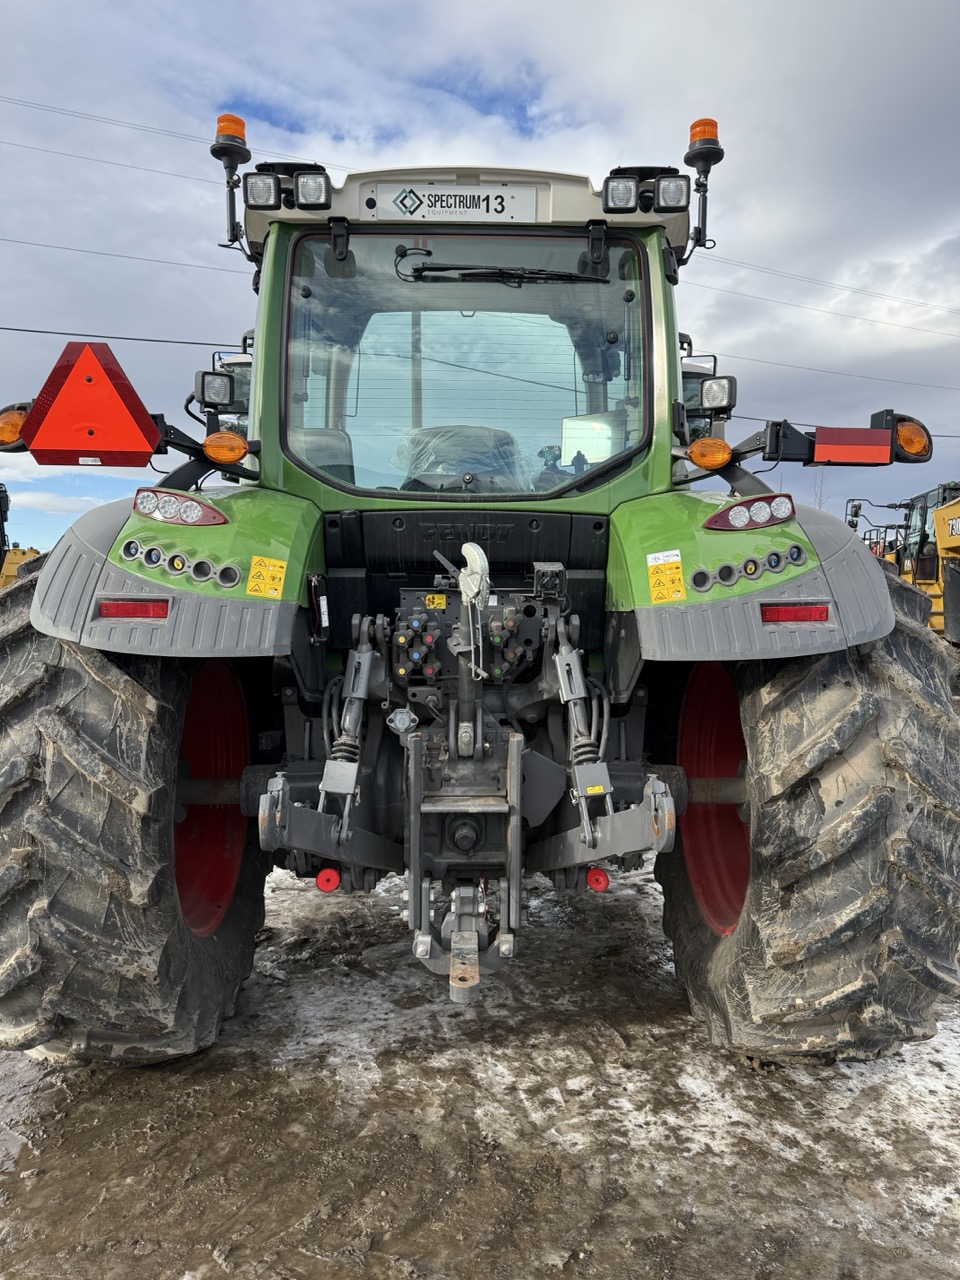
[211,113,252,245]
[685,118,723,168]
[213,114,248,150]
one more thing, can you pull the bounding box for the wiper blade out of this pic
[410,263,608,285]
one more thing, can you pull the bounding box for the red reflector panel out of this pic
[21,342,161,466]
[761,604,829,623]
[98,600,170,619]
[813,427,892,466]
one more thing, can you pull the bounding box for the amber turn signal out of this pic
[0,407,27,446]
[688,437,733,470]
[202,431,250,465]
[896,420,931,459]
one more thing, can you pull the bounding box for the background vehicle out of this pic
[0,404,42,587]
[847,484,960,641]
[0,484,40,589]
[1,117,957,1068]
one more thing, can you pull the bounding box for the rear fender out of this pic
[604,498,895,695]
[30,490,324,658]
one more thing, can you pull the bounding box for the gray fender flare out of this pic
[30,500,298,657]
[623,502,896,670]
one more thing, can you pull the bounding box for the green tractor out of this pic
[1,116,957,1066]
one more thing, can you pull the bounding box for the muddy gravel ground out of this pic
[0,869,958,1280]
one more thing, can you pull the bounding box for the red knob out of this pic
[586,866,610,892]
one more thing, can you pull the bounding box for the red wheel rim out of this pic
[677,664,750,936]
[175,660,249,938]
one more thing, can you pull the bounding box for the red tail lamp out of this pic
[760,604,829,624]
[98,600,169,619]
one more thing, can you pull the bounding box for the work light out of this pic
[295,171,331,209]
[243,172,281,209]
[602,176,639,213]
[654,175,691,211]
[195,371,236,408]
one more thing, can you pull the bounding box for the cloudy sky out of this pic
[3,0,959,548]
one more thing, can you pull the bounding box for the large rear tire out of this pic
[0,575,266,1064]
[656,574,960,1062]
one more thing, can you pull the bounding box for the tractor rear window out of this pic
[284,232,645,497]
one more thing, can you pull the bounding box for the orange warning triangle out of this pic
[21,342,161,465]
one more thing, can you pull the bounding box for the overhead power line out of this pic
[0,95,220,144]
[705,254,960,318]
[0,325,232,348]
[0,138,220,184]
[682,280,960,343]
[716,350,960,393]
[0,94,352,172]
[0,236,250,275]
[1,322,957,393]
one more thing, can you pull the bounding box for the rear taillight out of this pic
[98,600,170,619]
[760,604,829,623]
[133,488,227,526]
[705,495,796,531]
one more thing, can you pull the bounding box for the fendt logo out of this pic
[419,523,513,542]
[393,188,425,216]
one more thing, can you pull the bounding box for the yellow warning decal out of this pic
[246,555,288,599]
[586,784,607,795]
[646,549,687,603]
[425,592,447,610]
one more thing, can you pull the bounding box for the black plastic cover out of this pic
[323,509,609,650]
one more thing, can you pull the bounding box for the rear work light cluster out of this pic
[133,489,227,526]
[705,495,796,531]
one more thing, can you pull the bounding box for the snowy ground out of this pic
[0,868,958,1279]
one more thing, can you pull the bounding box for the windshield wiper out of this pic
[409,263,609,286]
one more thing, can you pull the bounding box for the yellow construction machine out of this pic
[0,484,40,590]
[846,483,960,642]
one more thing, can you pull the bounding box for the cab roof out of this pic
[242,162,691,258]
